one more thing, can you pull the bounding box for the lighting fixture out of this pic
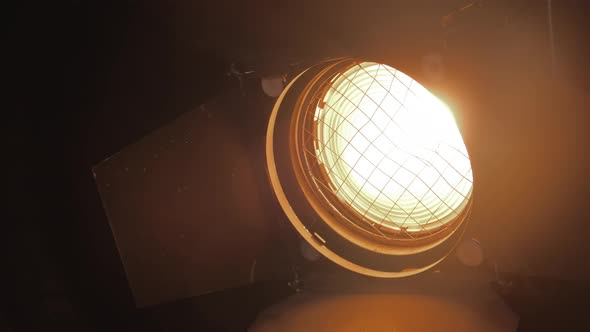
[266,58,473,277]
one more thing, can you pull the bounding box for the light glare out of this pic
[313,62,473,233]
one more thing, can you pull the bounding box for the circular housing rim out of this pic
[266,58,473,277]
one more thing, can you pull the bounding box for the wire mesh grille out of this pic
[301,62,473,237]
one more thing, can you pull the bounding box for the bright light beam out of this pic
[314,62,473,233]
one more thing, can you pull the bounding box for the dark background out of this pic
[9,0,590,330]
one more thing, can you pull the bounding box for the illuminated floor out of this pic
[250,272,518,332]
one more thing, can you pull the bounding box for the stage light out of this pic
[267,59,474,277]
